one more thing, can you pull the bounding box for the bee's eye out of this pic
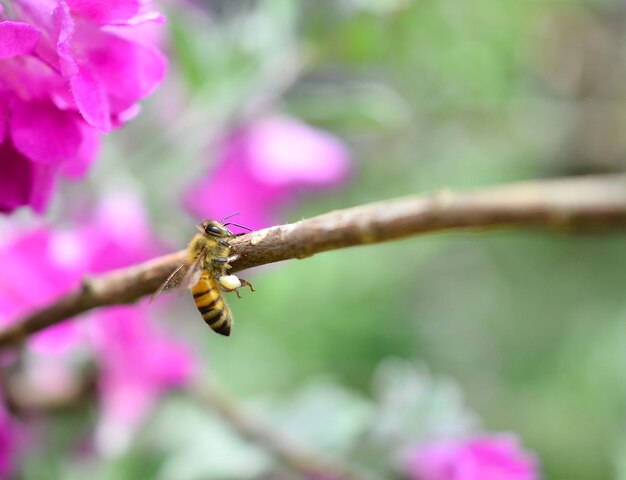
[205,224,223,235]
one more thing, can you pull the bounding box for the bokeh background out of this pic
[3,0,626,479]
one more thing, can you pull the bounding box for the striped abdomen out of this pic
[191,271,232,336]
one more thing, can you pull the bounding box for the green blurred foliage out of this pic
[41,0,626,478]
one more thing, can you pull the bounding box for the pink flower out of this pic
[91,306,196,456]
[0,193,196,453]
[0,225,86,353]
[184,115,351,230]
[0,193,161,354]
[405,435,539,480]
[0,1,166,214]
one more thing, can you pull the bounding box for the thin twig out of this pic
[1,174,626,348]
[192,379,383,480]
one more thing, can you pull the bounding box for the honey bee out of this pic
[150,215,254,336]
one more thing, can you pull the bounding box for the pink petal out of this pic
[0,55,69,104]
[183,174,277,231]
[406,436,539,480]
[460,436,538,480]
[0,143,32,213]
[92,306,195,442]
[84,31,166,114]
[31,321,81,354]
[108,11,166,27]
[66,0,141,24]
[246,116,351,187]
[28,162,59,213]
[0,97,7,143]
[69,65,111,131]
[0,21,40,59]
[0,227,83,315]
[406,440,461,480]
[112,103,141,126]
[81,192,161,272]
[61,122,101,178]
[53,1,78,77]
[0,142,58,214]
[10,100,82,164]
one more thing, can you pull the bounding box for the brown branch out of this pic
[192,379,384,480]
[1,173,626,348]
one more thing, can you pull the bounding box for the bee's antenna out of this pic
[224,222,253,232]
[220,212,240,224]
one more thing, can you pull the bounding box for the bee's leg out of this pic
[219,254,239,271]
[239,278,255,293]
[216,283,239,298]
[217,274,253,298]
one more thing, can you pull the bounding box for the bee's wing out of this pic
[178,245,207,291]
[149,262,191,303]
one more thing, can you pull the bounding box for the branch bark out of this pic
[1,173,626,348]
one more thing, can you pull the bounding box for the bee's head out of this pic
[198,220,232,237]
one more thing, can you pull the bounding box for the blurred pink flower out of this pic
[184,115,351,230]
[0,226,86,353]
[0,0,166,214]
[405,435,539,480]
[91,306,196,455]
[0,193,160,354]
[0,193,196,454]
